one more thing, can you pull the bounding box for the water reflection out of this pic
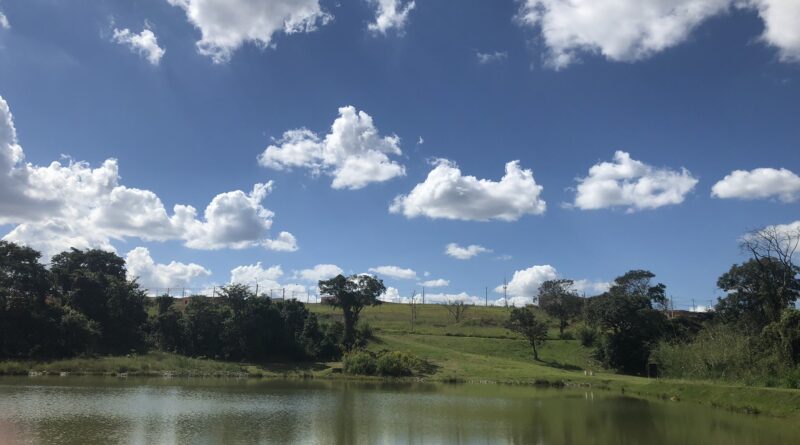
[0,378,797,444]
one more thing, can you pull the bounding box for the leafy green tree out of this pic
[319,274,384,349]
[506,307,549,360]
[716,258,800,332]
[537,279,583,336]
[50,248,147,354]
[148,295,185,352]
[762,309,800,366]
[183,296,229,358]
[586,270,667,374]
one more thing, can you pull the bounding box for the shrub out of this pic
[343,351,376,375]
[577,325,598,347]
[375,351,421,377]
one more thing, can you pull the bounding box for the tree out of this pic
[506,307,548,360]
[716,258,800,332]
[50,248,147,354]
[319,274,384,350]
[585,270,668,374]
[538,279,583,336]
[444,299,469,323]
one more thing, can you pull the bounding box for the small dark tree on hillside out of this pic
[538,279,582,336]
[506,307,548,360]
[319,274,384,350]
[444,299,469,323]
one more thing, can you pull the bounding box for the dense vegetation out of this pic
[0,241,375,362]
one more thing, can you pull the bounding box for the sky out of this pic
[0,0,798,309]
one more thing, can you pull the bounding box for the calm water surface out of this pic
[0,377,798,444]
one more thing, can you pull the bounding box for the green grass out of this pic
[0,351,323,378]
[3,302,800,419]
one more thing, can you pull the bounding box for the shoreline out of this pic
[2,352,800,421]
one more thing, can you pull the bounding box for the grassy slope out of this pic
[310,302,800,418]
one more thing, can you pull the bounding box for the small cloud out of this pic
[445,243,491,260]
[476,50,507,64]
[112,25,165,65]
[368,265,417,280]
[0,11,10,30]
[419,278,449,288]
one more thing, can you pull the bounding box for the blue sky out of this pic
[0,0,798,308]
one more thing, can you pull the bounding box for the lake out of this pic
[0,377,797,444]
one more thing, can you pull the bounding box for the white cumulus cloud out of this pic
[572,151,698,212]
[125,247,211,289]
[750,0,800,62]
[711,167,800,202]
[0,10,9,29]
[296,263,343,282]
[0,95,295,259]
[390,159,546,221]
[258,106,406,189]
[445,243,491,260]
[419,278,449,287]
[166,0,332,63]
[112,26,165,65]
[497,264,609,302]
[368,0,415,35]
[368,265,417,280]
[496,265,559,300]
[230,262,308,297]
[518,0,800,69]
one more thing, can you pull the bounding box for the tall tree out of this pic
[50,248,146,354]
[716,258,800,332]
[319,274,384,349]
[586,270,667,374]
[506,307,548,360]
[538,279,582,335]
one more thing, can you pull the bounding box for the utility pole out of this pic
[485,287,488,307]
[503,277,508,309]
[422,286,425,305]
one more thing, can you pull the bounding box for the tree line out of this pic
[0,241,384,361]
[507,225,800,385]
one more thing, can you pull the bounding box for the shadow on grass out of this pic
[540,360,583,371]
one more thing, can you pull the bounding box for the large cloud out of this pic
[112,26,165,65]
[258,106,406,190]
[750,0,800,62]
[0,95,295,259]
[368,0,416,35]
[166,0,331,63]
[572,151,697,212]
[125,247,210,290]
[390,159,546,221]
[230,262,307,297]
[368,265,417,280]
[496,265,609,302]
[711,168,800,202]
[445,242,491,260]
[518,0,800,69]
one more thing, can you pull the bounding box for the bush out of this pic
[343,351,376,375]
[343,350,423,377]
[376,351,421,377]
[577,325,598,347]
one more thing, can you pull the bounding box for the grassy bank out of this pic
[3,302,800,419]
